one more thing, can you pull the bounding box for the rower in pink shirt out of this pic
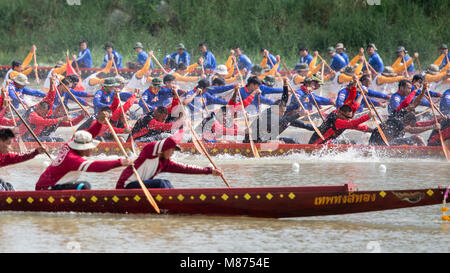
[35,111,132,190]
[116,128,223,189]
[0,128,46,191]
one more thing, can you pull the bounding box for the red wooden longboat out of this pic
[12,142,449,159]
[0,183,447,218]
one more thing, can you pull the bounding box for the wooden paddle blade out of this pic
[18,136,28,153]
[132,167,161,214]
[438,129,450,160]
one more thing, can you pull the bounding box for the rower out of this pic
[73,40,92,68]
[16,79,84,142]
[7,74,45,109]
[244,78,314,144]
[370,110,441,146]
[183,79,228,114]
[77,107,131,141]
[286,76,334,115]
[434,44,450,70]
[2,45,36,87]
[116,134,223,189]
[172,63,203,82]
[199,85,258,142]
[130,89,183,143]
[327,47,347,72]
[238,76,274,114]
[364,43,384,73]
[336,75,388,114]
[101,43,122,69]
[139,77,173,114]
[294,45,313,69]
[308,81,374,145]
[335,43,349,66]
[388,79,437,115]
[392,46,415,74]
[234,46,253,75]
[127,42,152,70]
[0,94,18,129]
[0,128,46,191]
[163,43,191,69]
[260,48,278,70]
[199,42,217,70]
[428,88,450,147]
[93,77,123,114]
[36,114,132,191]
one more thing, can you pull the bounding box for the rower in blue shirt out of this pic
[438,44,450,70]
[387,79,436,114]
[336,43,349,65]
[7,73,45,109]
[183,79,228,113]
[74,40,92,68]
[260,48,278,70]
[208,77,235,95]
[126,42,152,70]
[294,46,313,70]
[286,76,334,113]
[234,46,252,73]
[336,75,389,113]
[364,43,384,73]
[139,78,173,113]
[328,47,347,72]
[101,43,123,69]
[93,77,132,114]
[199,42,216,70]
[239,76,275,113]
[396,46,415,73]
[441,89,450,116]
[163,43,191,69]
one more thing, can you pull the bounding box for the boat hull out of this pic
[12,142,449,159]
[0,184,447,218]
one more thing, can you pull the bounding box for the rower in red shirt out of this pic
[0,128,46,191]
[116,129,223,189]
[308,77,374,144]
[35,111,132,190]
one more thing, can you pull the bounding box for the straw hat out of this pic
[215,65,229,76]
[343,66,355,76]
[335,43,345,50]
[68,131,100,151]
[381,66,396,76]
[13,73,30,86]
[426,64,440,75]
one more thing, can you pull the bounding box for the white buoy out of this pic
[292,163,300,172]
[378,164,387,173]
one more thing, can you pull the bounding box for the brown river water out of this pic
[1,81,449,253]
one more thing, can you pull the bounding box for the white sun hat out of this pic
[215,65,229,76]
[68,131,100,150]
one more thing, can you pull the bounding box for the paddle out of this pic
[32,45,40,84]
[232,56,260,158]
[115,90,137,155]
[9,103,52,159]
[172,89,231,188]
[355,79,389,145]
[424,85,449,161]
[59,81,91,118]
[150,52,169,74]
[286,81,325,140]
[54,82,76,134]
[7,101,27,153]
[104,118,161,213]
[110,53,120,77]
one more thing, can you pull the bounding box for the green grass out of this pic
[0,0,448,69]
